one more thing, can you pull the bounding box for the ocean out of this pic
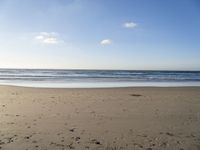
[0,69,200,88]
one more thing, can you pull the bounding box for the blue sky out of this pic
[0,0,200,70]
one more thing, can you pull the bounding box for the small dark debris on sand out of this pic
[69,128,76,132]
[131,94,142,97]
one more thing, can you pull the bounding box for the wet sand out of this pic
[0,86,200,150]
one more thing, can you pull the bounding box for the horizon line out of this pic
[0,67,199,72]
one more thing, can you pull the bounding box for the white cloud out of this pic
[100,39,112,45]
[34,32,61,44]
[123,22,137,28]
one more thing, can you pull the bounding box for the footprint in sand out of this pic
[75,137,80,142]
[91,139,101,145]
[32,140,37,144]
[166,132,174,136]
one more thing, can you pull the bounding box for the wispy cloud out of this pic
[34,32,61,44]
[123,22,137,28]
[100,39,112,45]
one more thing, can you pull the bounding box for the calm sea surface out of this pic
[0,69,200,87]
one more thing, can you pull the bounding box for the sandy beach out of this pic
[0,86,200,150]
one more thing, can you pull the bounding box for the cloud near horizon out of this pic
[35,32,61,44]
[100,39,112,45]
[123,22,137,28]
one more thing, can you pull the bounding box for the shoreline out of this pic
[0,86,200,149]
[1,82,200,89]
[1,84,200,90]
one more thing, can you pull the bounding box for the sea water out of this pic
[0,69,200,88]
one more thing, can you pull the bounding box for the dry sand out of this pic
[0,86,200,150]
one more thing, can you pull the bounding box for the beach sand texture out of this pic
[0,86,200,150]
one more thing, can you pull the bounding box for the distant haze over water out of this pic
[0,69,200,88]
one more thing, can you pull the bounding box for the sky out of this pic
[0,0,200,70]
